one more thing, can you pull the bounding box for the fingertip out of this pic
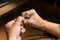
[23,19,27,24]
[17,36,21,40]
[15,16,24,24]
[21,28,25,33]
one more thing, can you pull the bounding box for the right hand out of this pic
[22,9,44,28]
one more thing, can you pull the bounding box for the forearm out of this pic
[39,20,60,38]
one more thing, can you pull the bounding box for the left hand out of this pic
[5,16,25,40]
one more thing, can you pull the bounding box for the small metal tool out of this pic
[24,13,31,19]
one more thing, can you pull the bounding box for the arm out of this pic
[38,19,60,38]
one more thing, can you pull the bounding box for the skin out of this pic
[4,9,60,40]
[5,16,26,40]
[22,9,60,38]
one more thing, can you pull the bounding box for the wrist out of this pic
[38,19,46,30]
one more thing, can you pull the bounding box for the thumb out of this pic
[13,16,24,26]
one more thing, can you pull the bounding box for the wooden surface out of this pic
[0,27,7,40]
[0,0,29,15]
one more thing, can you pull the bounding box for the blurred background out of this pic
[0,0,60,25]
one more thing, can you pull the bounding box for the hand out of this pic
[5,16,25,40]
[22,9,60,38]
[22,9,44,28]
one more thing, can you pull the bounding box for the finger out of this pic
[22,9,38,17]
[13,16,24,26]
[9,16,24,36]
[22,11,33,18]
[17,36,21,40]
[5,19,15,29]
[28,9,39,16]
[23,19,27,24]
[21,27,25,33]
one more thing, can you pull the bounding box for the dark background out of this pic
[0,0,60,25]
[0,0,60,7]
